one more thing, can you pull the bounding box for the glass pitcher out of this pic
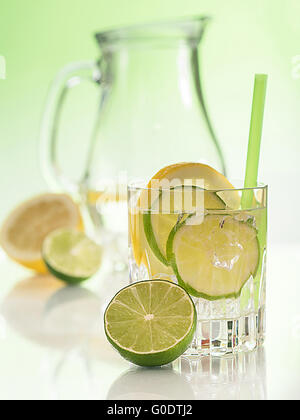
[40,16,226,245]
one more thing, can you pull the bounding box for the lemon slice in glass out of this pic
[148,162,240,208]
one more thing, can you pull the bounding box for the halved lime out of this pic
[143,186,225,267]
[104,280,196,367]
[167,215,259,300]
[43,229,102,284]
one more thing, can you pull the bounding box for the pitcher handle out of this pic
[40,61,101,197]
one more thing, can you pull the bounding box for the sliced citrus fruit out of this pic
[129,210,174,278]
[104,280,196,366]
[148,162,240,208]
[43,229,102,284]
[143,186,225,266]
[167,214,259,300]
[0,194,83,273]
[130,163,238,278]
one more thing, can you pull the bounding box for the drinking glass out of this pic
[128,182,267,356]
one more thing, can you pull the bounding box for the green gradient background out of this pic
[0,0,299,242]
[0,2,300,400]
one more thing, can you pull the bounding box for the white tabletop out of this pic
[0,242,299,400]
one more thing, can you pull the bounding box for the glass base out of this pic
[185,306,265,357]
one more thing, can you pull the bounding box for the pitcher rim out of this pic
[95,15,210,46]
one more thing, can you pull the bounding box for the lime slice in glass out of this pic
[143,186,225,267]
[43,229,102,284]
[104,280,196,366]
[167,214,260,300]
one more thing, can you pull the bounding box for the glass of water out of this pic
[128,181,267,356]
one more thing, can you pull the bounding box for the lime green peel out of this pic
[43,229,102,284]
[241,74,268,209]
[104,280,196,367]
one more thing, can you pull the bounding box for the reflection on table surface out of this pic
[176,349,266,400]
[108,349,266,400]
[0,269,128,350]
[0,271,267,400]
[2,276,97,348]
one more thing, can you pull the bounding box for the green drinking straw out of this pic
[241,74,268,209]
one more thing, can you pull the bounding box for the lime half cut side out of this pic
[104,280,196,367]
[43,229,102,284]
[167,215,260,300]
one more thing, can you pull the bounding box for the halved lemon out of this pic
[167,214,260,300]
[0,194,83,273]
